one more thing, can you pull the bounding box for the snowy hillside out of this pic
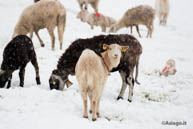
[0,0,193,129]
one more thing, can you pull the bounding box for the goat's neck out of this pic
[116,19,125,31]
[101,52,113,72]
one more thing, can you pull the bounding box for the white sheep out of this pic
[77,10,116,32]
[12,0,66,50]
[155,0,170,25]
[75,44,129,121]
[110,5,155,38]
[77,0,99,12]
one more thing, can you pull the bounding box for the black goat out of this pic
[49,34,142,102]
[0,35,41,88]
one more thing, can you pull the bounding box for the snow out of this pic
[0,0,193,129]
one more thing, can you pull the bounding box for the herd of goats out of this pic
[0,0,171,121]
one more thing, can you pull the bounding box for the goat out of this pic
[76,44,128,121]
[13,0,66,50]
[155,0,169,25]
[110,5,155,38]
[0,35,41,88]
[77,10,116,32]
[49,34,142,102]
[77,0,99,12]
[160,59,176,76]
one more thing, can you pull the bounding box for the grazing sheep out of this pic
[160,59,176,76]
[76,44,129,121]
[110,5,155,38]
[0,35,41,88]
[77,10,116,32]
[13,0,66,50]
[49,34,142,102]
[155,0,169,25]
[77,0,99,12]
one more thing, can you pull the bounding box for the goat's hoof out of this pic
[41,44,45,47]
[92,118,97,121]
[89,110,92,113]
[128,99,132,102]
[83,115,88,118]
[117,96,123,100]
[97,112,100,117]
[20,85,24,87]
[36,77,41,85]
[135,80,141,85]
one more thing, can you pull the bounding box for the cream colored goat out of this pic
[77,0,99,12]
[13,0,66,50]
[75,44,129,121]
[155,0,169,25]
[77,10,116,32]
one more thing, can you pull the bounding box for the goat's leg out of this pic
[47,28,55,51]
[136,25,142,38]
[92,99,97,121]
[150,23,154,38]
[91,2,98,12]
[81,90,88,118]
[135,57,140,85]
[88,91,93,113]
[101,26,106,32]
[127,75,134,102]
[146,25,151,38]
[96,97,100,117]
[84,1,88,10]
[19,65,26,87]
[117,71,127,100]
[163,14,168,25]
[57,24,64,50]
[31,51,41,85]
[130,26,133,34]
[6,74,12,89]
[35,31,45,47]
[29,30,33,40]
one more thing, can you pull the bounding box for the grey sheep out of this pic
[110,5,155,38]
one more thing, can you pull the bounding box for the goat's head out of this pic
[77,10,89,22]
[0,70,9,88]
[102,44,129,69]
[49,69,72,90]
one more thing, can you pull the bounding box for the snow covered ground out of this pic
[0,0,193,129]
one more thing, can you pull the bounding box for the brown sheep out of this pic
[77,10,116,32]
[13,0,66,50]
[110,5,155,38]
[155,0,170,25]
[75,44,128,121]
[77,0,99,12]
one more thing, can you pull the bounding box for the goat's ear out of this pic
[121,46,129,53]
[103,44,109,50]
[0,69,5,75]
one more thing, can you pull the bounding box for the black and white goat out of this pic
[0,35,41,88]
[49,34,142,102]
